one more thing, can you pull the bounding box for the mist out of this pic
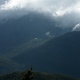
[0,0,80,30]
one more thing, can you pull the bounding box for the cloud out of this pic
[0,0,80,29]
[0,0,29,10]
[45,32,50,36]
[0,0,6,5]
[72,23,80,31]
[0,0,80,16]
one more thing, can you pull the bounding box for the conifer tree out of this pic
[22,66,33,80]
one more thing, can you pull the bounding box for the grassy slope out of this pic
[2,38,50,58]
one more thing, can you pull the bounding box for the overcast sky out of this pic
[0,0,80,30]
[0,0,80,17]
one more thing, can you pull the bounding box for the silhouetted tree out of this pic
[22,66,33,80]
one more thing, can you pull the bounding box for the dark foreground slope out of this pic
[0,71,78,80]
[0,57,25,75]
[13,31,80,78]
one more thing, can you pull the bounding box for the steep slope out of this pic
[13,31,80,78]
[2,38,49,58]
[0,37,52,75]
[0,12,71,55]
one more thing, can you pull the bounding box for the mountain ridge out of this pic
[12,31,80,78]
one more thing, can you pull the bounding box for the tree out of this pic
[22,66,33,80]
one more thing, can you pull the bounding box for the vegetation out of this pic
[22,66,33,80]
[0,71,79,80]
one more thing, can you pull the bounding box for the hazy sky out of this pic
[0,0,80,30]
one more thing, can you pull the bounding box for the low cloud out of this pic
[0,0,80,16]
[72,23,80,31]
[0,0,80,29]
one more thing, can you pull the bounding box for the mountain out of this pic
[0,12,79,77]
[0,12,71,55]
[0,57,25,75]
[12,31,80,78]
[0,71,78,80]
